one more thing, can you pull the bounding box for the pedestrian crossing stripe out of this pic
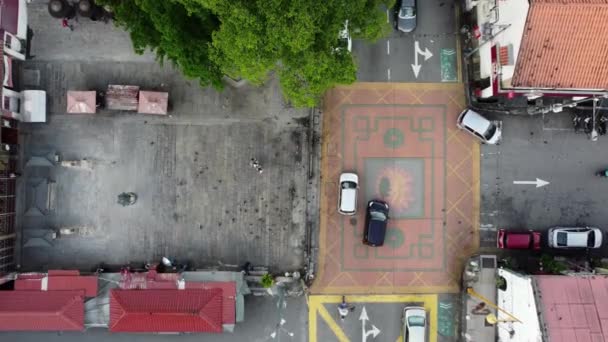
[309,295,438,342]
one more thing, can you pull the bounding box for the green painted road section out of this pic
[438,301,456,337]
[440,49,458,83]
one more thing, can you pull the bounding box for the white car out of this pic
[403,306,426,342]
[456,109,502,144]
[547,227,603,249]
[338,173,358,215]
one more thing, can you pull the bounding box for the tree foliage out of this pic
[98,0,224,88]
[101,0,394,107]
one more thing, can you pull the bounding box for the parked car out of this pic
[396,0,417,33]
[547,227,603,249]
[363,200,389,246]
[338,173,358,215]
[497,229,541,250]
[456,109,502,144]
[403,306,426,342]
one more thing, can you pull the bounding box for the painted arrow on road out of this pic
[359,307,381,341]
[411,41,434,78]
[513,178,550,188]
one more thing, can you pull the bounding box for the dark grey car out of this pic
[396,0,417,33]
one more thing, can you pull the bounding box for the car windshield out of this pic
[588,231,595,247]
[370,210,387,221]
[556,232,568,246]
[399,7,415,19]
[341,181,356,189]
[483,124,497,140]
[408,316,425,327]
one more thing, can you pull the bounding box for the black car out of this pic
[363,200,390,247]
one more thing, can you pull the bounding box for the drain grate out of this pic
[481,255,496,269]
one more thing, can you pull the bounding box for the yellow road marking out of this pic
[310,295,438,342]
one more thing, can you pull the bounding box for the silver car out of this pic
[396,0,417,33]
[457,109,502,144]
[403,306,426,342]
[547,227,603,249]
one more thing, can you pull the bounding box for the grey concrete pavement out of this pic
[0,295,308,342]
[28,2,156,62]
[354,0,459,82]
[16,2,316,273]
[480,110,608,252]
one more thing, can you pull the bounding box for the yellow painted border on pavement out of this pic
[309,295,438,342]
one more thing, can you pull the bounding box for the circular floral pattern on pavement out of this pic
[385,228,404,249]
[383,128,405,149]
[375,166,415,212]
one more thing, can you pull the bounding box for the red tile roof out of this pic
[0,291,84,331]
[536,276,608,341]
[48,275,98,297]
[109,289,223,333]
[14,272,98,297]
[513,0,608,89]
[186,282,236,324]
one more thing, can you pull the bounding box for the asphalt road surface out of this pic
[480,110,608,257]
[354,0,459,83]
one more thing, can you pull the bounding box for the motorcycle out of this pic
[596,169,608,177]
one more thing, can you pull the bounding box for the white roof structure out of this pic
[497,268,542,342]
[473,0,529,97]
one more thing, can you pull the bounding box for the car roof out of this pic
[340,188,357,212]
[460,109,491,133]
[562,231,589,247]
[505,233,532,248]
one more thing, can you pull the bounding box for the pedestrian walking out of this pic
[337,296,355,321]
[61,18,74,31]
[257,166,263,174]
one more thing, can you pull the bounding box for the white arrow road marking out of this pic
[513,178,550,188]
[359,307,381,341]
[387,68,391,81]
[411,41,434,78]
[387,40,390,55]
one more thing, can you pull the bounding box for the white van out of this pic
[338,173,358,215]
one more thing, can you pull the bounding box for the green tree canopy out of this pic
[100,0,394,107]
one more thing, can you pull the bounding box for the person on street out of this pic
[338,296,355,320]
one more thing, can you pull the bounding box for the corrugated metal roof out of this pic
[536,275,608,341]
[186,282,236,324]
[0,290,84,331]
[109,289,223,333]
[513,0,608,89]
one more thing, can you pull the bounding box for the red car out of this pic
[497,229,541,250]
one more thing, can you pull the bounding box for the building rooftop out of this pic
[536,275,608,341]
[513,0,608,89]
[0,290,84,331]
[109,288,224,333]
